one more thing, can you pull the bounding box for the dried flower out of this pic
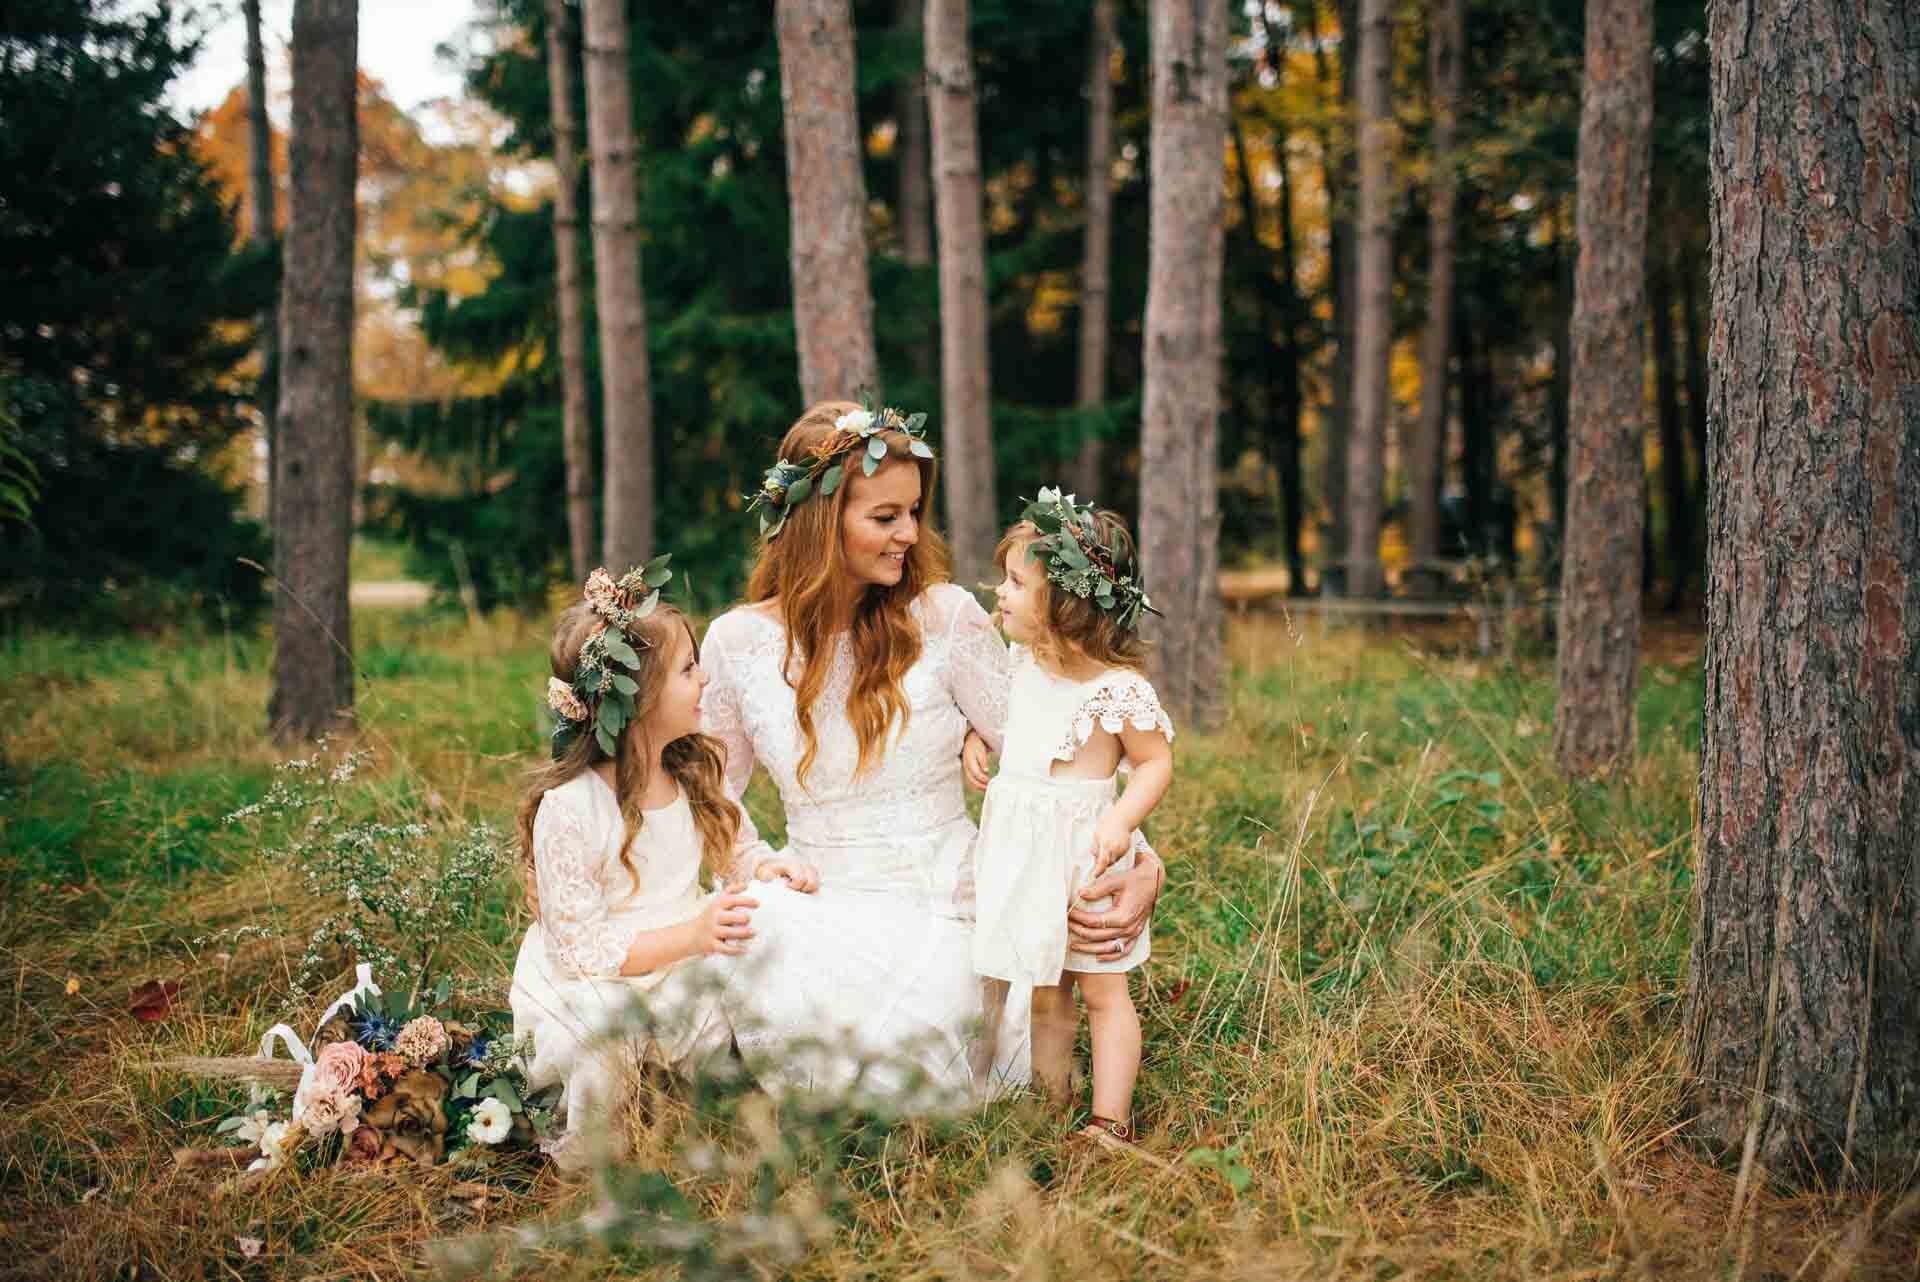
[393,1015,449,1066]
[297,1084,363,1137]
[546,676,588,722]
[345,1124,384,1164]
[311,1039,370,1096]
[583,568,620,617]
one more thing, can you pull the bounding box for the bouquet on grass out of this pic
[187,967,559,1175]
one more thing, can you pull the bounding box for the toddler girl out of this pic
[510,560,818,1166]
[973,490,1174,1145]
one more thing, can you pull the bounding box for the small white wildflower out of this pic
[466,1097,512,1145]
[233,1109,275,1145]
[249,1121,295,1171]
[834,409,874,433]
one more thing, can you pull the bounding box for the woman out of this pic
[700,400,1163,1104]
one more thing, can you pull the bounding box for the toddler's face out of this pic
[992,540,1046,644]
[651,623,709,745]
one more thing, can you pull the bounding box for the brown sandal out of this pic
[1076,1115,1138,1146]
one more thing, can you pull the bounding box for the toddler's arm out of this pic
[1092,725,1173,875]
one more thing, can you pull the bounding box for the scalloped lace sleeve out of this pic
[937,586,1010,752]
[1050,671,1177,765]
[532,791,629,979]
[700,618,756,801]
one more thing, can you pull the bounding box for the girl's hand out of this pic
[753,856,820,893]
[1090,811,1133,877]
[962,728,994,790]
[693,884,760,956]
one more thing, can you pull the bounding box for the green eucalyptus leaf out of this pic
[635,589,660,618]
[611,673,638,695]
[603,635,640,668]
[767,514,786,538]
[786,474,813,505]
[862,452,880,477]
[909,439,934,459]
[215,1116,250,1134]
[867,436,888,461]
[760,510,773,535]
[487,1076,523,1111]
[641,556,673,588]
[821,463,843,496]
[905,412,927,431]
[595,723,617,756]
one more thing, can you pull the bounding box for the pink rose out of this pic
[297,1083,363,1137]
[311,1039,371,1095]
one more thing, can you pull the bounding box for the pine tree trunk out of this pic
[270,0,357,744]
[583,0,653,568]
[243,0,279,529]
[1680,248,1708,552]
[1140,0,1227,733]
[1551,0,1650,777]
[894,0,932,378]
[925,0,996,585]
[1408,0,1460,592]
[1311,0,1353,593]
[777,0,879,405]
[1684,0,1920,1183]
[1548,198,1572,577]
[546,0,595,581]
[1274,112,1307,595]
[1649,221,1689,613]
[1071,0,1116,499]
[1343,0,1393,599]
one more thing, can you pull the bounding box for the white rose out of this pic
[1036,485,1061,504]
[249,1121,294,1172]
[466,1097,512,1146]
[834,409,874,433]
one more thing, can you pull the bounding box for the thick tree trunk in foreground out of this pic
[777,0,879,406]
[1684,0,1920,1183]
[1140,0,1227,732]
[1551,0,1650,777]
[1343,0,1392,598]
[583,0,653,568]
[1071,0,1116,499]
[1409,0,1461,589]
[546,0,595,580]
[243,0,280,527]
[271,0,357,743]
[925,0,996,584]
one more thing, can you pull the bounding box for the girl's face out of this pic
[992,538,1046,644]
[839,458,922,588]
[647,623,709,746]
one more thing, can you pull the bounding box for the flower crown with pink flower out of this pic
[545,556,673,759]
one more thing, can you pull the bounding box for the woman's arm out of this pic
[1067,850,1164,959]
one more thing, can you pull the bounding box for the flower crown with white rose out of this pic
[1017,487,1162,633]
[545,557,674,760]
[745,391,935,539]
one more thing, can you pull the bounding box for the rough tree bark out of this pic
[1071,0,1116,499]
[1343,0,1393,599]
[1408,0,1461,592]
[1649,219,1689,613]
[270,0,357,743]
[1551,0,1651,777]
[925,0,996,584]
[242,0,280,527]
[546,0,595,581]
[1684,0,1919,1182]
[1309,0,1354,592]
[776,0,879,406]
[894,0,932,378]
[1140,0,1227,732]
[583,0,653,568]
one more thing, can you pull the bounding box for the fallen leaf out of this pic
[129,979,182,1021]
[236,1236,263,1259]
[64,976,80,997]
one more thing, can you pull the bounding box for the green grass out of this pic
[0,608,1912,1281]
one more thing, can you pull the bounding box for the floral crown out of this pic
[545,556,674,760]
[745,391,935,539]
[1016,487,1162,633]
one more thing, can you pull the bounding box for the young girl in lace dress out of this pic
[973,491,1174,1145]
[509,565,817,1165]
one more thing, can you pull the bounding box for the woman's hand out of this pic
[1089,811,1132,877]
[1067,851,1163,960]
[961,728,995,791]
[753,856,820,894]
[692,884,760,956]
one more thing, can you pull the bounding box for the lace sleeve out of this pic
[532,791,629,980]
[700,618,756,800]
[728,797,780,882]
[1051,671,1176,765]
[938,586,1010,751]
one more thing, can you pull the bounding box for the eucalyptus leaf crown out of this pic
[1018,486,1162,633]
[745,390,935,539]
[545,556,674,760]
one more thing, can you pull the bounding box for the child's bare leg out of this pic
[1028,980,1078,1100]
[1075,972,1140,1127]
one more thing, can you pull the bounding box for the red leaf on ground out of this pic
[129,979,182,1021]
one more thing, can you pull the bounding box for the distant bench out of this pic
[1218,566,1553,657]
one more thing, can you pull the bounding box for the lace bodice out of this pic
[700,583,1009,904]
[1000,644,1175,778]
[529,772,770,980]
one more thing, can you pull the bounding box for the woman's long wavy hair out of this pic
[744,399,950,788]
[517,601,740,919]
[995,509,1150,676]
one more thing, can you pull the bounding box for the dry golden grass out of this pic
[0,607,1913,1280]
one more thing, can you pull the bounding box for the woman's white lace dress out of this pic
[700,583,1017,1103]
[509,771,764,1151]
[971,646,1173,987]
